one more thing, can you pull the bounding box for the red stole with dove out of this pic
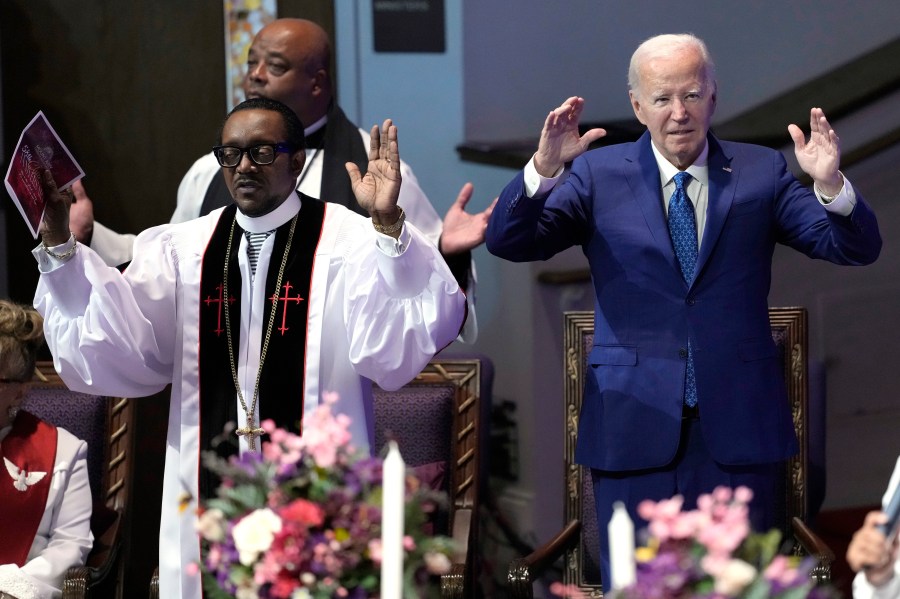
[197,198,325,499]
[0,410,58,565]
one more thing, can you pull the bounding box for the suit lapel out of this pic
[625,133,683,279]
[694,135,736,283]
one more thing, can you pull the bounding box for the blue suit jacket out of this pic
[486,132,881,471]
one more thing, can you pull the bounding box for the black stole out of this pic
[197,198,326,499]
[319,103,369,216]
[199,103,368,217]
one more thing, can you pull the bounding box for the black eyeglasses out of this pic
[212,142,295,167]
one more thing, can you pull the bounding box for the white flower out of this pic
[713,558,757,597]
[232,508,282,566]
[424,551,452,575]
[236,586,260,599]
[291,589,312,599]
[195,508,226,542]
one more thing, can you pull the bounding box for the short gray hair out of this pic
[628,33,716,96]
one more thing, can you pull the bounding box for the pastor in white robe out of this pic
[33,192,465,599]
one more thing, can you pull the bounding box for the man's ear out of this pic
[290,150,305,178]
[629,90,646,126]
[311,68,328,97]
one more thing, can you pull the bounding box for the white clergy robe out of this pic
[33,193,465,599]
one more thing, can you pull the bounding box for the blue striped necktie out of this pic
[245,231,272,277]
[668,171,699,408]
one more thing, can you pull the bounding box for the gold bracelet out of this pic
[372,207,405,235]
[42,232,77,260]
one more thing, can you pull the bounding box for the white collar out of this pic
[304,114,328,137]
[235,191,301,233]
[651,139,710,187]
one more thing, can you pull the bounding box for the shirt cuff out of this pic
[524,155,564,198]
[815,172,856,217]
[374,225,411,256]
[854,566,900,599]
[32,235,78,272]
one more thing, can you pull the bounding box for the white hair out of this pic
[628,33,716,96]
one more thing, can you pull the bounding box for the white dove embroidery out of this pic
[4,457,48,492]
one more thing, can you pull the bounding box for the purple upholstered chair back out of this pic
[21,364,133,515]
[372,353,493,598]
[372,353,493,503]
[22,386,109,500]
[373,382,454,471]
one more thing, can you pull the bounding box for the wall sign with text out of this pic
[373,0,445,53]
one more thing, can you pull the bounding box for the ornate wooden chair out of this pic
[506,308,834,597]
[373,353,493,599]
[23,362,134,599]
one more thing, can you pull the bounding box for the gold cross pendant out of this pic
[236,424,266,451]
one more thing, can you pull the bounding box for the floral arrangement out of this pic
[194,393,456,599]
[552,486,838,599]
[614,486,837,599]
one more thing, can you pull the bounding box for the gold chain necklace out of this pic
[222,212,298,451]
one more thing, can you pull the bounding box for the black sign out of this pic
[373,0,445,53]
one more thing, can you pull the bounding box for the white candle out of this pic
[608,501,636,589]
[381,441,405,599]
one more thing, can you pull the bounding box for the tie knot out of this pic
[674,171,691,190]
[246,231,270,243]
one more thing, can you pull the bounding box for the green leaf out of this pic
[201,571,235,599]
[740,577,772,599]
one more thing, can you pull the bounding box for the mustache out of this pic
[234,175,261,186]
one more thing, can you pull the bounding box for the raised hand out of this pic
[38,169,73,246]
[439,183,497,255]
[788,107,843,195]
[534,96,607,177]
[68,179,95,244]
[346,118,403,233]
[846,510,900,587]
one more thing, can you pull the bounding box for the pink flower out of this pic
[280,498,325,527]
[368,538,383,564]
[549,581,589,598]
[734,485,754,504]
[641,496,689,542]
[764,555,801,586]
[207,545,222,570]
[713,486,733,503]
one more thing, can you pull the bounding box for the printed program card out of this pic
[4,111,84,238]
